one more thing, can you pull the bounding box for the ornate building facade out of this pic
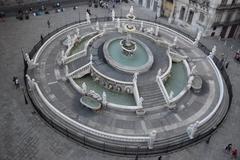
[134,0,240,39]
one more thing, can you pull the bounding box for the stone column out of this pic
[157,0,162,17]
[168,2,175,24]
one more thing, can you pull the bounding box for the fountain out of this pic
[120,6,137,56]
[103,7,153,73]
[28,3,227,155]
[120,34,137,56]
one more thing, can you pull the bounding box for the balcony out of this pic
[217,3,240,10]
[212,19,240,27]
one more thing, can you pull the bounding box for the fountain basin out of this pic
[103,37,154,74]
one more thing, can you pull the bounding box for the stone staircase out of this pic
[138,81,167,108]
[67,56,88,73]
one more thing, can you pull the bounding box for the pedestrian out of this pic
[47,19,51,28]
[13,76,17,84]
[40,34,44,44]
[86,9,91,16]
[232,148,238,159]
[206,136,211,144]
[225,143,232,152]
[225,61,230,69]
[14,77,20,89]
[135,154,138,160]
[158,155,162,160]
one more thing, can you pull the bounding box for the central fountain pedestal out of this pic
[120,34,137,56]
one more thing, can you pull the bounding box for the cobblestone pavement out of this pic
[0,2,240,160]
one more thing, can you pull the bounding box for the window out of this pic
[221,0,228,5]
[187,10,194,24]
[199,12,205,22]
[179,7,185,20]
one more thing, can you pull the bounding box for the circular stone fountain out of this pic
[26,6,229,156]
[103,36,153,74]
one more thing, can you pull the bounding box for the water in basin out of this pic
[164,62,188,97]
[108,39,148,67]
[74,75,136,106]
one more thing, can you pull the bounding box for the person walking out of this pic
[232,148,238,159]
[13,77,20,89]
[158,156,162,160]
[47,19,51,28]
[225,61,230,69]
[41,35,44,44]
[225,143,232,152]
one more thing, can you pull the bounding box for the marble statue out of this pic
[82,82,87,94]
[86,12,91,24]
[186,121,200,139]
[112,9,115,21]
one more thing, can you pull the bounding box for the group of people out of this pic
[225,143,238,159]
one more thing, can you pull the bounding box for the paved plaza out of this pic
[0,2,240,160]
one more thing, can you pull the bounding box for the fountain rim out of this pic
[103,36,154,74]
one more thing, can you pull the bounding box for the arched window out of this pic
[187,10,194,24]
[179,6,185,20]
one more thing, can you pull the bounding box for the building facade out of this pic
[134,0,240,39]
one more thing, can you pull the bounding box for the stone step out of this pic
[143,101,166,107]
[140,92,164,99]
[143,96,165,102]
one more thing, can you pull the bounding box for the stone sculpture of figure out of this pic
[112,9,115,21]
[129,6,134,16]
[96,21,100,31]
[186,121,200,139]
[57,50,66,65]
[26,74,36,91]
[167,46,171,54]
[157,68,162,77]
[133,72,138,83]
[86,11,91,24]
[155,26,159,36]
[116,18,120,29]
[191,65,196,75]
[186,75,194,89]
[25,53,38,69]
[140,21,143,31]
[89,54,93,63]
[138,97,144,106]
[102,91,107,106]
[209,45,216,59]
[193,31,202,45]
[82,82,87,94]
[67,35,72,47]
[76,28,80,37]
[173,36,178,46]
[148,130,157,149]
[103,22,107,32]
[169,91,174,99]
